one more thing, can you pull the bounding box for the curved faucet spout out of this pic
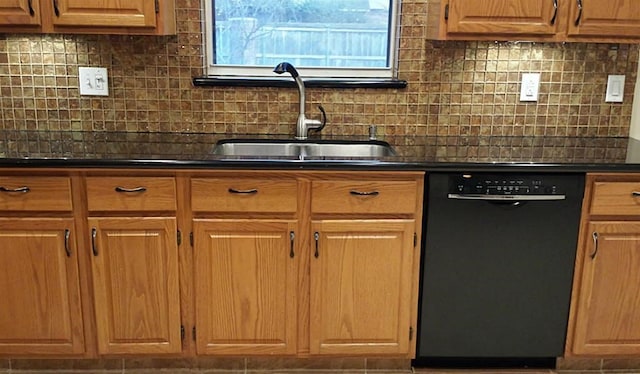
[273,62,325,140]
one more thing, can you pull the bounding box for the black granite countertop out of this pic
[0,130,638,172]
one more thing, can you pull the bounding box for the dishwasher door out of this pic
[417,172,585,362]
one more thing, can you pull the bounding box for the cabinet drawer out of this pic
[191,178,297,213]
[0,177,73,211]
[591,181,640,216]
[311,180,417,214]
[86,177,177,212]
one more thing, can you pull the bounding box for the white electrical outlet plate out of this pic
[520,73,540,102]
[605,74,625,103]
[79,67,109,96]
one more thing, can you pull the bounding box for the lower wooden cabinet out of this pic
[88,217,182,355]
[0,218,84,355]
[193,219,299,355]
[570,221,640,355]
[309,220,415,355]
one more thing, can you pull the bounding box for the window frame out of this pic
[203,0,402,79]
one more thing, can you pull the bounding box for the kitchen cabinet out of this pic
[427,0,640,43]
[190,172,423,357]
[566,0,640,40]
[0,0,176,35]
[309,179,419,356]
[86,176,182,355]
[567,174,640,356]
[191,176,300,355]
[0,176,85,355]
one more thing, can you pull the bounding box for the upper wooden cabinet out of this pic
[427,0,640,43]
[566,0,640,40]
[0,0,176,35]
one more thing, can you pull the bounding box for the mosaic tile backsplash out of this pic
[0,0,638,138]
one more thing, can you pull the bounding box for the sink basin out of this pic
[212,139,397,159]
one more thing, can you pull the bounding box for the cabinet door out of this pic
[89,217,181,355]
[572,222,640,355]
[567,0,640,39]
[194,220,298,355]
[310,220,415,355]
[0,0,40,26]
[0,218,84,355]
[52,0,156,28]
[445,0,559,36]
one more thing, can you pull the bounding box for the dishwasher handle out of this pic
[448,193,566,201]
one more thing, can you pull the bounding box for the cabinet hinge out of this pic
[413,233,417,247]
[177,230,182,246]
[409,326,414,341]
[192,326,196,341]
[444,3,449,21]
[190,232,194,247]
[181,325,185,340]
[155,0,160,13]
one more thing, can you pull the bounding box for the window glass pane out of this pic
[211,0,394,74]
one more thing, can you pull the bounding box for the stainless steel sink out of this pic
[212,139,396,159]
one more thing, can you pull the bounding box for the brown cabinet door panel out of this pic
[0,0,41,26]
[567,0,640,38]
[89,217,181,355]
[52,0,157,28]
[0,218,84,355]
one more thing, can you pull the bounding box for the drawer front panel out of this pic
[191,178,297,213]
[312,180,417,214]
[591,181,640,215]
[86,177,177,212]
[0,177,72,211]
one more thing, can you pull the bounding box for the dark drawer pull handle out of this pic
[0,186,30,193]
[632,191,640,197]
[91,228,98,256]
[314,232,319,258]
[290,231,295,258]
[53,0,60,16]
[115,186,147,193]
[28,0,35,16]
[350,190,379,196]
[590,232,598,259]
[550,0,558,25]
[574,0,583,26]
[64,229,71,257]
[228,188,258,194]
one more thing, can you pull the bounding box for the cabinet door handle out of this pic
[0,186,30,193]
[350,190,379,196]
[28,0,35,16]
[91,228,98,256]
[632,191,640,197]
[64,229,71,257]
[115,186,147,193]
[590,232,598,259]
[228,188,258,194]
[289,231,295,258]
[314,232,319,258]
[574,0,583,26]
[52,0,59,16]
[550,0,558,25]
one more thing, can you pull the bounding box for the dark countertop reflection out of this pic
[0,130,637,171]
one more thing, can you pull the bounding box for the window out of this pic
[204,0,400,78]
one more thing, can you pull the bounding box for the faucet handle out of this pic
[308,105,327,133]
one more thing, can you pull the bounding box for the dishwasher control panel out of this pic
[450,174,562,195]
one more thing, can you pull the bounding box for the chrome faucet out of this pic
[273,62,326,140]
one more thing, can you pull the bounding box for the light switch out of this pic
[605,75,625,103]
[520,73,540,102]
[79,67,109,96]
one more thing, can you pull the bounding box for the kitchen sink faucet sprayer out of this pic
[273,62,326,140]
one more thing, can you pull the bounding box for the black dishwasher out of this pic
[416,172,585,367]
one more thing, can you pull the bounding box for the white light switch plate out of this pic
[79,67,109,96]
[520,73,540,102]
[605,74,625,103]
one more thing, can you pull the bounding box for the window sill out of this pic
[192,76,408,89]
